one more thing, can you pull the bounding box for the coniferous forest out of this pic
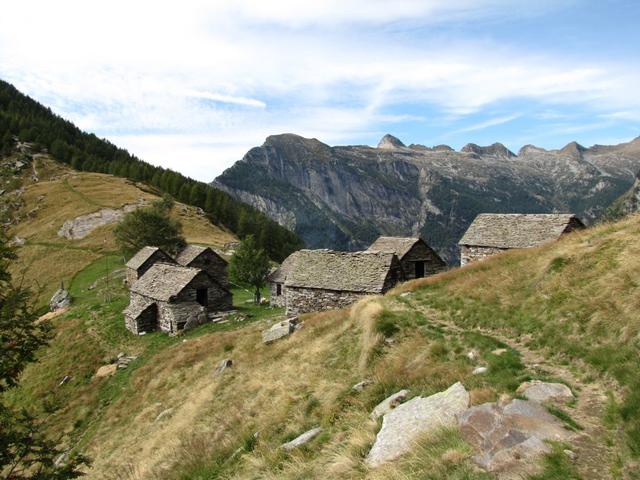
[0,79,303,261]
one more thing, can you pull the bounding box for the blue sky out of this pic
[1,0,639,179]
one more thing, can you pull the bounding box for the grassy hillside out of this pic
[5,153,235,305]
[8,212,640,479]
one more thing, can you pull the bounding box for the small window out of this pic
[196,288,208,306]
[276,283,282,296]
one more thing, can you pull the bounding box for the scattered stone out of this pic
[564,449,577,461]
[117,354,137,369]
[59,375,71,386]
[262,317,299,343]
[138,331,146,336]
[155,408,174,422]
[49,283,71,311]
[384,337,395,345]
[399,292,412,297]
[517,381,574,403]
[352,380,372,392]
[466,350,478,361]
[491,348,508,356]
[370,389,410,420]
[54,450,70,467]
[281,427,323,450]
[11,235,25,246]
[473,366,488,375]
[95,364,117,378]
[366,382,469,467]
[214,358,233,375]
[459,399,573,475]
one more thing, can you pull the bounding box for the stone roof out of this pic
[459,214,583,249]
[267,251,302,283]
[123,295,155,319]
[285,249,397,293]
[131,263,204,301]
[175,244,226,266]
[126,246,171,270]
[367,236,422,259]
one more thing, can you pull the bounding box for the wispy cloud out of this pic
[453,114,521,133]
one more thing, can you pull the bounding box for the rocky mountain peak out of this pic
[518,144,547,156]
[559,141,587,157]
[461,142,516,158]
[377,134,406,150]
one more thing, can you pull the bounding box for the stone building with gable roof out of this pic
[267,251,302,308]
[367,236,447,280]
[175,244,229,288]
[458,213,585,266]
[125,246,175,285]
[282,249,403,316]
[123,262,232,335]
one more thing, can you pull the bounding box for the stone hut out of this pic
[458,213,585,266]
[125,246,175,285]
[175,244,229,288]
[267,251,302,308]
[367,236,446,280]
[283,249,403,316]
[123,263,232,335]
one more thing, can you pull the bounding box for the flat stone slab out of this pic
[370,389,409,420]
[366,382,469,467]
[517,381,574,403]
[262,317,298,343]
[459,398,572,474]
[95,364,117,378]
[281,427,322,450]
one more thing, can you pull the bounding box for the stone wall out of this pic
[400,243,447,280]
[285,286,368,316]
[270,282,286,308]
[188,251,229,288]
[125,267,138,286]
[158,301,207,334]
[460,245,507,266]
[175,273,232,311]
[124,293,158,334]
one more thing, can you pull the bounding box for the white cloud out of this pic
[0,0,638,178]
[453,114,521,134]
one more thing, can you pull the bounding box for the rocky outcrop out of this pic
[215,134,640,263]
[49,285,71,310]
[281,427,322,450]
[459,398,572,475]
[57,201,145,240]
[366,382,469,467]
[517,381,574,403]
[262,317,299,343]
[370,389,410,420]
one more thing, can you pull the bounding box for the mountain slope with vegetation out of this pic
[7,205,640,478]
[214,133,640,262]
[0,79,303,261]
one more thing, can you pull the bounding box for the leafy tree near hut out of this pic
[114,195,186,257]
[0,237,87,478]
[228,235,271,304]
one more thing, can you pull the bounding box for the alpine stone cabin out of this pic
[281,249,403,316]
[267,251,300,308]
[124,263,232,335]
[125,246,174,285]
[367,236,446,279]
[458,213,585,266]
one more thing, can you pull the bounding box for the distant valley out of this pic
[214,133,640,263]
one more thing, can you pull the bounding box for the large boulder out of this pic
[517,381,574,403]
[49,285,71,311]
[366,382,469,467]
[459,398,572,475]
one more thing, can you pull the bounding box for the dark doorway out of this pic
[415,261,425,278]
[276,283,282,296]
[196,288,208,306]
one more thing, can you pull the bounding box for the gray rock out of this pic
[49,285,71,311]
[366,382,469,467]
[155,408,174,422]
[517,381,574,403]
[57,202,145,240]
[564,449,577,461]
[58,375,71,386]
[352,380,372,392]
[370,389,410,420]
[214,358,233,375]
[262,317,298,343]
[459,399,572,474]
[491,348,508,356]
[473,366,488,375]
[466,350,478,361]
[281,427,322,450]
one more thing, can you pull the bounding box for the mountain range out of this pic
[214,133,640,262]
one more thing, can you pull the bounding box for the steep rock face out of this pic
[214,134,640,262]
